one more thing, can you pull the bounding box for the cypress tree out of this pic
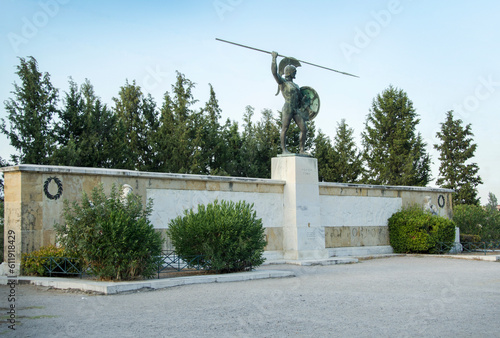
[1,57,58,164]
[240,106,260,177]
[254,109,280,178]
[113,80,158,171]
[434,110,482,205]
[313,130,337,182]
[362,85,431,186]
[332,119,362,183]
[153,91,176,172]
[216,119,242,177]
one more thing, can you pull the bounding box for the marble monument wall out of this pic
[1,162,454,268]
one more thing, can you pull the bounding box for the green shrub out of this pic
[460,233,481,243]
[21,245,79,276]
[167,200,267,273]
[55,184,163,281]
[388,205,456,253]
[453,204,500,241]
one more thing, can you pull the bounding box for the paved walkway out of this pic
[0,256,499,337]
[1,256,360,295]
[3,254,497,295]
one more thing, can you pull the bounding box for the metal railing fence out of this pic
[435,241,500,255]
[156,250,206,278]
[41,257,84,277]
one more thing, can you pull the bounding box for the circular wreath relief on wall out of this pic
[43,176,63,200]
[437,194,445,208]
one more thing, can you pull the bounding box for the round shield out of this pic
[278,57,301,76]
[300,86,320,121]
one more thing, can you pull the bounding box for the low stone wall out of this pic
[1,163,454,269]
[1,165,285,267]
[318,182,454,256]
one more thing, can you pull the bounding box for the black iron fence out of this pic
[156,250,205,278]
[41,257,84,277]
[36,250,204,278]
[436,241,500,255]
[37,251,206,279]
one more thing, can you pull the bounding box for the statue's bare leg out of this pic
[294,114,307,154]
[281,109,293,154]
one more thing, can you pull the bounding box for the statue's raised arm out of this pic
[271,51,284,85]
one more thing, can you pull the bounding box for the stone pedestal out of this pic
[451,226,463,254]
[271,155,329,260]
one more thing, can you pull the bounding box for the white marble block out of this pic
[271,155,329,260]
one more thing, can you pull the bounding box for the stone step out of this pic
[266,257,358,266]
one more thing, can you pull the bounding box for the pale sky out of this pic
[1,0,499,203]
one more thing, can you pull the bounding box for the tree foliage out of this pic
[198,84,224,174]
[113,80,158,171]
[313,130,337,182]
[239,106,260,178]
[453,204,500,241]
[254,108,280,178]
[52,79,128,168]
[4,57,484,193]
[314,120,362,183]
[216,118,242,177]
[362,85,431,186]
[152,72,203,174]
[332,119,362,183]
[434,111,482,205]
[486,192,498,213]
[1,56,58,164]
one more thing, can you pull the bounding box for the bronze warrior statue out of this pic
[215,39,355,155]
[272,51,309,154]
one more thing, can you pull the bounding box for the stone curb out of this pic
[0,270,294,295]
[355,254,405,261]
[419,254,500,262]
[351,253,499,262]
[265,257,358,266]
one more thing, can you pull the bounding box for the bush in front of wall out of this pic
[167,200,267,274]
[55,184,163,281]
[388,205,456,253]
[21,245,80,276]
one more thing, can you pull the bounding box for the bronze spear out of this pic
[216,38,359,78]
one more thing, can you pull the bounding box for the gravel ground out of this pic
[1,256,499,337]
